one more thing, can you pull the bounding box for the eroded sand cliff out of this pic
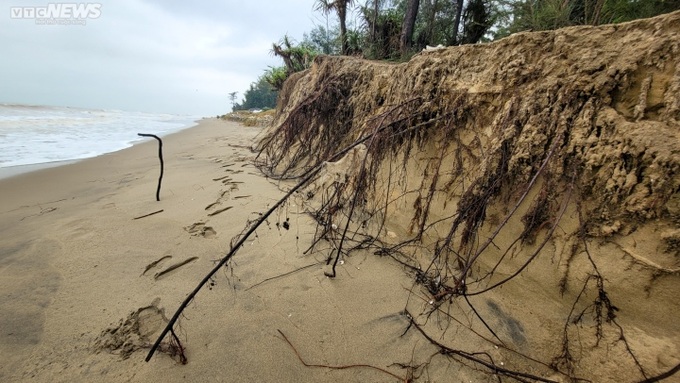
[257,11,680,382]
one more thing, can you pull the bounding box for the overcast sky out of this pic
[0,0,326,116]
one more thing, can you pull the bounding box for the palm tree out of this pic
[271,35,313,73]
[314,0,355,55]
[228,91,238,110]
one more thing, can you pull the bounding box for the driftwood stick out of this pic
[154,257,199,280]
[142,255,172,276]
[207,206,233,217]
[138,133,164,201]
[133,209,164,220]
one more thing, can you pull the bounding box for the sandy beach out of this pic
[3,9,679,383]
[0,119,423,382]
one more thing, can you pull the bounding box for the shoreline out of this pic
[0,119,205,181]
[0,160,80,180]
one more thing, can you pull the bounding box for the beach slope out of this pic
[0,119,422,382]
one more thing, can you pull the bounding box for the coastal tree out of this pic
[503,0,680,34]
[371,0,381,45]
[460,0,491,43]
[450,0,464,44]
[361,3,402,59]
[303,25,341,54]
[415,0,443,46]
[228,91,238,110]
[233,76,278,110]
[268,35,320,90]
[314,0,356,55]
[400,0,421,55]
[271,35,317,74]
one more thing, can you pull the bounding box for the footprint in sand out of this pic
[204,189,236,216]
[224,180,241,191]
[184,222,216,238]
[94,298,184,361]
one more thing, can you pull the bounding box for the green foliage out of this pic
[361,4,404,59]
[460,0,491,44]
[271,35,319,74]
[505,0,680,34]
[268,35,321,90]
[263,66,289,91]
[314,0,356,54]
[508,0,577,32]
[598,0,680,24]
[345,28,365,54]
[233,0,679,111]
[303,25,341,54]
[233,76,278,111]
[414,0,458,47]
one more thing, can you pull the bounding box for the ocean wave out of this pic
[0,104,198,167]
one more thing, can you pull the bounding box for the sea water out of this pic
[0,103,201,168]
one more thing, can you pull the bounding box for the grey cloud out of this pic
[0,0,319,115]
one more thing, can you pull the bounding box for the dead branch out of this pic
[154,257,199,280]
[133,209,164,220]
[207,206,233,216]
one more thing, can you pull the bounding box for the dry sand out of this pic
[0,119,434,382]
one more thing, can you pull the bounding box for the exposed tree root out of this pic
[277,329,407,382]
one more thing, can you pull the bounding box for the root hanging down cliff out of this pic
[256,11,680,383]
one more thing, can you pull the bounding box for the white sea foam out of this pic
[0,104,200,167]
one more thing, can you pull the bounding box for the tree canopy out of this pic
[232,75,278,111]
[281,0,678,66]
[231,0,679,110]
